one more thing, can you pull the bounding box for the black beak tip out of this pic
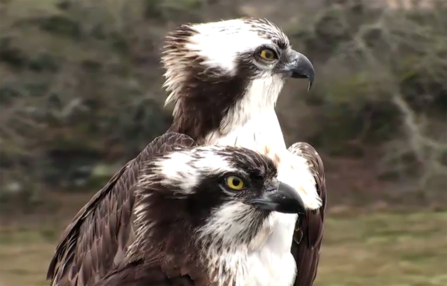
[290,73,313,92]
[307,76,314,92]
[289,55,315,92]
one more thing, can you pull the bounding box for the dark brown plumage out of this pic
[90,259,203,286]
[47,133,197,286]
[47,136,326,286]
[162,24,249,142]
[47,17,325,286]
[83,142,308,286]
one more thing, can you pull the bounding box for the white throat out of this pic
[204,75,287,152]
[200,203,297,286]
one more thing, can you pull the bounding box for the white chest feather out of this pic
[244,212,298,286]
[204,211,298,286]
[207,212,298,286]
[204,109,286,152]
[204,75,286,152]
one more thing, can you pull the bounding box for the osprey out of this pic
[47,18,326,286]
[91,134,307,286]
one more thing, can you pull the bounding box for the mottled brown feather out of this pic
[91,259,201,286]
[47,133,197,286]
[288,142,326,286]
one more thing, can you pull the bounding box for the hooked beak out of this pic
[281,50,315,91]
[246,181,306,215]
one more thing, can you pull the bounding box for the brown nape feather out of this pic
[161,24,253,143]
[47,133,197,286]
[288,142,326,286]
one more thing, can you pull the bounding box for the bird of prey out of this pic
[91,134,308,286]
[47,18,326,286]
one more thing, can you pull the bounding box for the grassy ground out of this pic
[0,210,446,286]
[317,211,447,286]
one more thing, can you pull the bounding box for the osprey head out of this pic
[136,145,305,250]
[162,18,315,139]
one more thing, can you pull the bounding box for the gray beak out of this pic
[246,182,306,215]
[281,50,315,91]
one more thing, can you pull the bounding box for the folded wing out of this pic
[90,259,199,286]
[288,142,327,286]
[47,133,197,286]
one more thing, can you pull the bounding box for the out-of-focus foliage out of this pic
[0,0,172,203]
[288,0,447,191]
[0,0,446,208]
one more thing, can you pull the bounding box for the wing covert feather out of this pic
[288,142,327,286]
[91,260,197,286]
[47,133,197,286]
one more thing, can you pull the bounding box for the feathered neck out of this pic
[167,74,286,150]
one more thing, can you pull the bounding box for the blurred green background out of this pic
[0,0,446,285]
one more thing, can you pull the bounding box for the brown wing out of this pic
[47,132,197,286]
[91,259,200,286]
[288,142,327,286]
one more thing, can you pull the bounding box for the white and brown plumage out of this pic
[90,136,308,286]
[47,18,326,286]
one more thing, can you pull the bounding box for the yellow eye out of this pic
[259,49,277,60]
[225,175,245,190]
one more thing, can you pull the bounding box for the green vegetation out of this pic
[0,228,56,286]
[318,211,447,286]
[0,0,446,206]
